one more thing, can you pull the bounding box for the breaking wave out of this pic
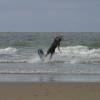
[56,45,100,64]
[0,47,17,55]
[0,46,100,64]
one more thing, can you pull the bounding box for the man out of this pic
[45,34,63,60]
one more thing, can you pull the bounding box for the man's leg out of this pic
[45,52,49,57]
[49,53,54,60]
[45,49,50,57]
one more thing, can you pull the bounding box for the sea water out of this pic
[0,32,100,82]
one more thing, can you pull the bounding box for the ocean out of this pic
[0,32,100,82]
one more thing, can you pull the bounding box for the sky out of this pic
[0,0,100,32]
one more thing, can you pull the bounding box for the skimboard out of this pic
[38,48,44,60]
[38,48,49,63]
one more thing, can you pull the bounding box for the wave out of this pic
[0,47,17,55]
[13,40,33,46]
[55,45,100,64]
[0,69,100,74]
[0,46,100,64]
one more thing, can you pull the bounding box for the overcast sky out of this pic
[0,0,100,32]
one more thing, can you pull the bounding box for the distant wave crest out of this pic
[0,47,17,55]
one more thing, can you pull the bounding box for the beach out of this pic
[0,82,100,100]
[0,32,100,99]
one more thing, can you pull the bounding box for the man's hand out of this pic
[58,46,62,54]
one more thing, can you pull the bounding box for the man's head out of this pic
[54,33,64,39]
[55,34,63,42]
[58,33,64,41]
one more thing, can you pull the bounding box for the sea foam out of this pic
[56,45,100,64]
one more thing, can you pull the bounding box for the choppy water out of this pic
[0,32,100,82]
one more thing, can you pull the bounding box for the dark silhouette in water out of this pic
[45,35,63,60]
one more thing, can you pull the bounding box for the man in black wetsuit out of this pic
[45,35,63,60]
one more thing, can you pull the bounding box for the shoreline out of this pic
[0,82,100,100]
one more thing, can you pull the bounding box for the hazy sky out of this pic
[0,0,100,32]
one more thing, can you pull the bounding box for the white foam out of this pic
[0,68,100,74]
[0,46,99,64]
[56,45,100,64]
[0,47,17,55]
[27,55,41,63]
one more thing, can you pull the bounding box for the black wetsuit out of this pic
[46,36,62,57]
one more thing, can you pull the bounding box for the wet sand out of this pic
[0,82,100,100]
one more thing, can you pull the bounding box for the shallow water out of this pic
[0,32,100,82]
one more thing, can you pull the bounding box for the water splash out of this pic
[0,46,100,64]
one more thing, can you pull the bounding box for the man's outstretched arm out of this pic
[58,44,62,53]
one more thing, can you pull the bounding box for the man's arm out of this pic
[58,43,62,53]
